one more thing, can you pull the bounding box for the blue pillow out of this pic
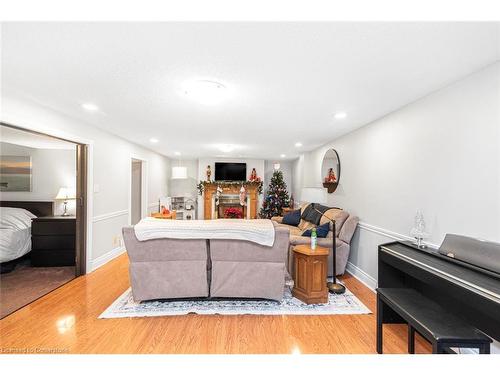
[282,209,301,226]
[302,222,330,238]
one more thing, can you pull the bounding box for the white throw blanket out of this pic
[134,218,276,247]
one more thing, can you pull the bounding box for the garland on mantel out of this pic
[197,180,263,196]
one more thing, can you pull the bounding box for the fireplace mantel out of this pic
[201,181,262,219]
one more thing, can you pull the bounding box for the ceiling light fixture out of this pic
[280,154,286,158]
[183,79,228,106]
[295,142,303,147]
[149,138,159,143]
[174,151,181,156]
[82,103,99,112]
[334,112,347,119]
[218,144,236,153]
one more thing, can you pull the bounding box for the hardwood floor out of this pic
[0,253,431,354]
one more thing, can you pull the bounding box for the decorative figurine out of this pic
[249,168,258,182]
[410,210,430,248]
[289,194,294,209]
[206,165,212,181]
[325,168,337,183]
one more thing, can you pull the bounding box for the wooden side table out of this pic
[292,244,329,304]
[151,211,177,219]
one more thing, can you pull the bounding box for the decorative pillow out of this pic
[302,222,330,238]
[301,203,331,225]
[282,209,301,226]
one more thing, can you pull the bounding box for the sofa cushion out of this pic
[302,222,330,238]
[298,219,315,231]
[282,209,301,226]
[319,208,349,237]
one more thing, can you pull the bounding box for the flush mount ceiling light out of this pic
[334,111,347,119]
[295,142,303,147]
[217,144,237,153]
[149,138,159,143]
[280,154,286,158]
[81,103,99,112]
[182,79,228,106]
[174,151,181,156]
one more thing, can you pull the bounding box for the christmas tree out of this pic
[259,170,290,218]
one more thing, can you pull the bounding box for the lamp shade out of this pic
[55,187,76,200]
[171,166,188,179]
[300,187,327,204]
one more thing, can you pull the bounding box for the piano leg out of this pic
[408,325,415,354]
[377,292,383,354]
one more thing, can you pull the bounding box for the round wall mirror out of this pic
[321,149,340,193]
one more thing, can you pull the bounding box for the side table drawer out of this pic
[32,235,75,250]
[32,221,75,235]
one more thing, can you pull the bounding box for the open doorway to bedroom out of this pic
[0,123,87,319]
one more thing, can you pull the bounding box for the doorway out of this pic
[0,123,88,319]
[130,159,143,225]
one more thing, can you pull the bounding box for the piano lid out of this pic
[438,234,500,276]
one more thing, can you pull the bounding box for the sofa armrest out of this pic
[271,216,283,224]
[339,215,359,245]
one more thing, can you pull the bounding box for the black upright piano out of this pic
[378,238,500,347]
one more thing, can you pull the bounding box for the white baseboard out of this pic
[90,246,125,272]
[345,261,377,292]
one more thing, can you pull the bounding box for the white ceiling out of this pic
[2,22,499,160]
[0,125,76,150]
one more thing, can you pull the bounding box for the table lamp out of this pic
[55,187,76,216]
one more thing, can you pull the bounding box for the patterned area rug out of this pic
[99,280,371,318]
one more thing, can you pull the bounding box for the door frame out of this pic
[0,121,94,274]
[129,155,148,225]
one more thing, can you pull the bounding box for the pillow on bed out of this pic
[282,209,301,226]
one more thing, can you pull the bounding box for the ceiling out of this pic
[0,125,76,150]
[1,22,499,160]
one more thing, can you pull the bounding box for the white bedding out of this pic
[134,218,276,247]
[0,207,36,263]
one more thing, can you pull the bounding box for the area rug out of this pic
[99,280,371,318]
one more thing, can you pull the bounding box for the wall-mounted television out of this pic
[214,162,246,181]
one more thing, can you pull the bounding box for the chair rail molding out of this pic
[357,221,439,249]
[93,209,129,223]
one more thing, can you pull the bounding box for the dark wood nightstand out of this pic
[31,216,76,267]
[292,244,329,304]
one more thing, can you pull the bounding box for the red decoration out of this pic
[224,207,243,219]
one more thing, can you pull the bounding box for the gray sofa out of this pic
[122,224,290,302]
[271,204,359,276]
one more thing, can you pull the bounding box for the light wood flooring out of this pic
[0,253,431,354]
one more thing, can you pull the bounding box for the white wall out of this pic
[1,95,171,270]
[0,142,77,215]
[294,62,500,284]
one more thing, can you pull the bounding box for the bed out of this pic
[0,201,54,271]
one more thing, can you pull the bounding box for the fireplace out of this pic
[214,194,249,219]
[201,182,260,219]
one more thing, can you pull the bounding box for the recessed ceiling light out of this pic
[174,151,181,156]
[295,142,303,147]
[218,144,236,153]
[334,112,347,119]
[82,103,99,112]
[280,154,286,158]
[182,79,229,106]
[149,138,159,143]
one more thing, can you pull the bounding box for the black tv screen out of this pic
[215,162,246,181]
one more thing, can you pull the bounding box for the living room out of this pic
[1,1,499,374]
